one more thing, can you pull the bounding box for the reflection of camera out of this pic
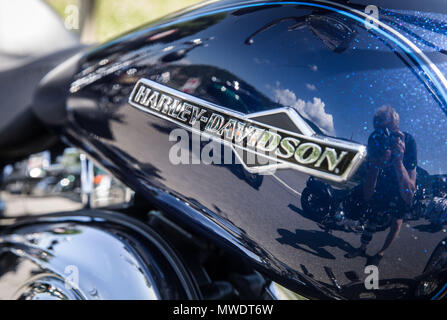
[368,128,399,158]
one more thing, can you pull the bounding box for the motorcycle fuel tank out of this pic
[54,0,447,299]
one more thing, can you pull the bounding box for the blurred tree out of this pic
[79,0,96,43]
[46,0,202,42]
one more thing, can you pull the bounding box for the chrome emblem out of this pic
[129,78,366,183]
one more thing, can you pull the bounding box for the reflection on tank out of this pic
[301,170,447,232]
[71,13,227,92]
[160,37,214,63]
[412,169,447,228]
[139,63,280,115]
[301,176,391,233]
[244,13,356,53]
[298,105,447,270]
[336,236,447,299]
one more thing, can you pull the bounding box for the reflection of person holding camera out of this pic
[346,106,417,266]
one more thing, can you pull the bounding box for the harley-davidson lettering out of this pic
[129,78,366,183]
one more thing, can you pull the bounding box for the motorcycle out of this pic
[301,170,447,232]
[300,177,392,233]
[1,0,447,300]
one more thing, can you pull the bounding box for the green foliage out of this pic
[46,0,202,42]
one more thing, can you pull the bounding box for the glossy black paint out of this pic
[43,0,447,299]
[0,211,199,299]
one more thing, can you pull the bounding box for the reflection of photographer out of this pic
[346,106,417,266]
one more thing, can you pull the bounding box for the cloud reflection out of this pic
[274,87,335,135]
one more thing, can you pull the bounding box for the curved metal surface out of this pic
[50,0,447,299]
[0,211,200,300]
